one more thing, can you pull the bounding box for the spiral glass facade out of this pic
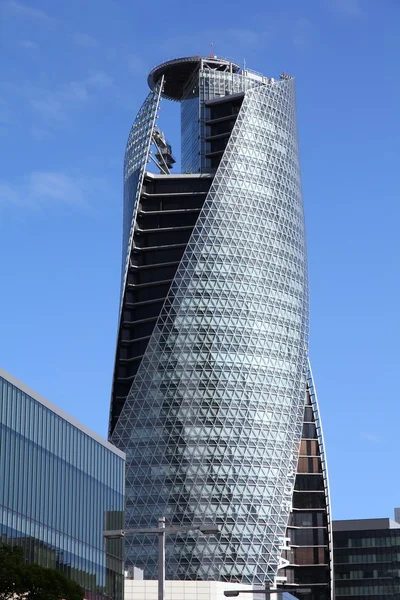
[0,368,125,600]
[121,85,163,295]
[110,56,332,598]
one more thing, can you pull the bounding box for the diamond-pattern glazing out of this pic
[112,77,309,584]
[121,83,162,292]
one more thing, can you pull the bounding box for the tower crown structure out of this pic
[148,56,241,100]
[109,55,333,600]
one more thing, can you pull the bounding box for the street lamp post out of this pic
[158,517,166,600]
[104,519,219,600]
[224,585,312,600]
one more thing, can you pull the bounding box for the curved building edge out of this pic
[109,80,163,437]
[277,362,333,600]
[307,362,334,600]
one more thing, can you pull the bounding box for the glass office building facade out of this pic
[109,56,332,599]
[334,514,400,599]
[0,367,125,600]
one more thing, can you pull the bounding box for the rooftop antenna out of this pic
[210,42,215,58]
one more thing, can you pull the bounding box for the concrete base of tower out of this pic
[124,580,297,600]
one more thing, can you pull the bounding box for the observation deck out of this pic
[147,55,241,101]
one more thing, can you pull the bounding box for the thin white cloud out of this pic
[86,71,114,87]
[127,54,147,75]
[3,70,115,120]
[0,96,13,125]
[1,0,51,21]
[0,171,103,210]
[71,32,99,48]
[292,18,312,50]
[1,67,124,133]
[17,39,40,50]
[37,70,114,116]
[0,182,19,204]
[29,95,64,120]
[30,172,87,206]
[331,0,362,15]
[220,28,269,47]
[30,125,53,141]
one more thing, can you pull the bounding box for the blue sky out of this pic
[1,0,399,521]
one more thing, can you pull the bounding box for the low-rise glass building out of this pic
[334,512,400,599]
[0,367,125,600]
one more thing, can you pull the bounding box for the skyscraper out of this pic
[109,56,333,599]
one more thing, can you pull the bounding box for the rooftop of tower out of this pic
[147,56,241,101]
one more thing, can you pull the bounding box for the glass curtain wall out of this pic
[0,372,125,600]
